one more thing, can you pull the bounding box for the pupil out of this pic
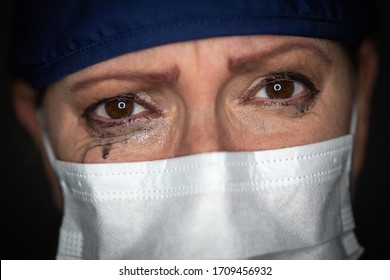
[274,84,282,91]
[118,101,126,109]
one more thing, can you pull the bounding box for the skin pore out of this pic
[40,35,356,164]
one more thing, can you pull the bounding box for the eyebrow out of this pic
[70,40,331,92]
[228,41,331,74]
[70,66,181,92]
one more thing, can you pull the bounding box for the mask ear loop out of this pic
[37,109,57,167]
[339,98,364,259]
[349,97,358,177]
[349,100,358,136]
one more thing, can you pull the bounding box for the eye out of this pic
[255,79,305,100]
[242,72,320,110]
[82,92,164,144]
[94,97,148,120]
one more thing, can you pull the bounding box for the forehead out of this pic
[57,35,345,90]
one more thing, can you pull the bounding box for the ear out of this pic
[12,79,42,145]
[352,39,379,187]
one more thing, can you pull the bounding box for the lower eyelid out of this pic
[89,111,157,127]
[242,88,317,112]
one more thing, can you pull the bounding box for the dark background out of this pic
[1,2,389,260]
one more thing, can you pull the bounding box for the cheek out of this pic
[81,119,173,163]
[224,108,326,150]
[44,110,89,162]
[315,71,355,137]
[47,104,181,163]
[223,88,353,151]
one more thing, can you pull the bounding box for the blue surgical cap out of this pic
[8,0,378,90]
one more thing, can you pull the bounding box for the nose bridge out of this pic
[175,103,227,157]
[173,39,231,157]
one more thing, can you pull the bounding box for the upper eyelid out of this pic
[95,91,153,108]
[99,93,136,104]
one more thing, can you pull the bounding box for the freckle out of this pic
[102,145,111,159]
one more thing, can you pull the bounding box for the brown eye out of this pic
[256,79,305,100]
[265,81,294,99]
[104,99,134,119]
[94,97,148,120]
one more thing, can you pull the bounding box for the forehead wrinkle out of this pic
[228,41,332,74]
[68,65,181,93]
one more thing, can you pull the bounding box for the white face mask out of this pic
[44,133,363,260]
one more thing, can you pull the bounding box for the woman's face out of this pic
[42,35,355,163]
